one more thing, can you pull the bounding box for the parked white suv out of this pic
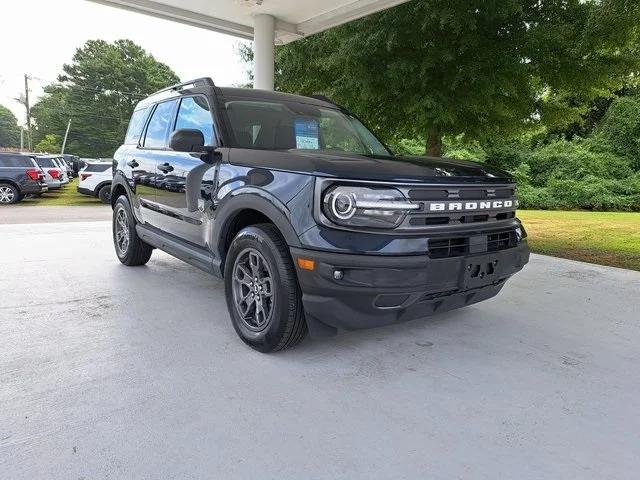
[34,156,64,190]
[51,157,70,185]
[77,161,113,203]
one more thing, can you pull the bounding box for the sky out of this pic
[0,0,251,125]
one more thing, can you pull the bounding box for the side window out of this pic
[174,96,215,145]
[125,107,149,145]
[0,156,32,167]
[143,100,177,148]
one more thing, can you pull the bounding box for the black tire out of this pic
[112,195,153,266]
[224,224,307,353]
[98,184,112,204]
[0,183,20,205]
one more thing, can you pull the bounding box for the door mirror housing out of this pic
[169,129,206,152]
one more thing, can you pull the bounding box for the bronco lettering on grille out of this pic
[427,200,515,212]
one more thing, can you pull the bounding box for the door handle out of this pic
[127,159,139,168]
[158,162,174,173]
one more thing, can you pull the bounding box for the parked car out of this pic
[62,154,80,177]
[0,152,48,204]
[34,156,64,190]
[57,156,74,179]
[111,78,530,352]
[77,161,113,203]
[50,157,70,185]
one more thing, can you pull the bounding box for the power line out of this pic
[29,76,149,98]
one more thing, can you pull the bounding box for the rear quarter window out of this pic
[0,155,33,168]
[35,158,56,168]
[83,163,112,173]
[125,107,149,145]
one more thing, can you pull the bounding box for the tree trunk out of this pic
[426,129,443,157]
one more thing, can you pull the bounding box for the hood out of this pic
[228,149,513,184]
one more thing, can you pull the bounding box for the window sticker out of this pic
[294,118,319,149]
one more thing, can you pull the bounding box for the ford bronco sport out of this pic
[111,78,529,352]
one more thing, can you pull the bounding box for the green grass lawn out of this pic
[517,210,640,271]
[20,178,103,206]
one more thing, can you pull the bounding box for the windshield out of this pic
[224,99,390,156]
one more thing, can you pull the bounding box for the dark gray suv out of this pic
[111,78,530,352]
[0,153,48,204]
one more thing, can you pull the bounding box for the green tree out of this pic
[270,0,640,156]
[31,39,179,157]
[0,104,22,148]
[35,134,62,153]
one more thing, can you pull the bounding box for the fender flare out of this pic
[110,171,136,208]
[94,180,112,196]
[211,188,301,265]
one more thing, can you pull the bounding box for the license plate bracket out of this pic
[461,253,500,288]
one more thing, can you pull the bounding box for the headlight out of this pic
[322,185,418,229]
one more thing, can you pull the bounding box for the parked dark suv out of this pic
[111,78,529,352]
[0,153,48,204]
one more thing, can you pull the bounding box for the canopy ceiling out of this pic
[88,0,410,44]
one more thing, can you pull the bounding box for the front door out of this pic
[154,95,219,247]
[134,98,178,228]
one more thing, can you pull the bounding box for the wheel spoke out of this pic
[235,264,253,286]
[259,278,273,297]
[249,251,260,277]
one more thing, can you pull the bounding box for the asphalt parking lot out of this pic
[1,208,639,479]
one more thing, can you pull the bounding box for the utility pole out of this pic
[61,119,71,154]
[20,129,24,152]
[24,74,32,151]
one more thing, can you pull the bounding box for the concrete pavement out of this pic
[1,219,639,479]
[0,205,111,224]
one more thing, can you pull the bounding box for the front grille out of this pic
[427,229,518,259]
[398,184,518,230]
[487,230,517,252]
[408,187,514,201]
[428,237,470,258]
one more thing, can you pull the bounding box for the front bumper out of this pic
[292,242,529,336]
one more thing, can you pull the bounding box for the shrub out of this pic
[528,139,633,186]
[596,96,640,169]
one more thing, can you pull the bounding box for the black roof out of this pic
[135,77,336,110]
[217,87,336,108]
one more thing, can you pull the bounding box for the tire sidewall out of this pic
[224,227,297,352]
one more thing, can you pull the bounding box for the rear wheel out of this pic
[112,195,153,266]
[0,183,19,205]
[224,224,307,352]
[98,184,112,204]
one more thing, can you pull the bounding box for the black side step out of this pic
[136,224,222,277]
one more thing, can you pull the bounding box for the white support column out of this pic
[253,14,275,90]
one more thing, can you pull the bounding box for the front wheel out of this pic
[112,195,153,266]
[224,224,307,352]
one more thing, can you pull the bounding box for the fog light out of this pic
[333,270,344,280]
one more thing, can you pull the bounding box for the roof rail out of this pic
[309,94,336,105]
[148,77,215,97]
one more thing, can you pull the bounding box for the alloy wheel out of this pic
[232,248,275,331]
[114,206,130,255]
[0,186,15,204]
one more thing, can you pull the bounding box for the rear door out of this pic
[153,94,220,247]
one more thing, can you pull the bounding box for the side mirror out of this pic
[169,129,205,152]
